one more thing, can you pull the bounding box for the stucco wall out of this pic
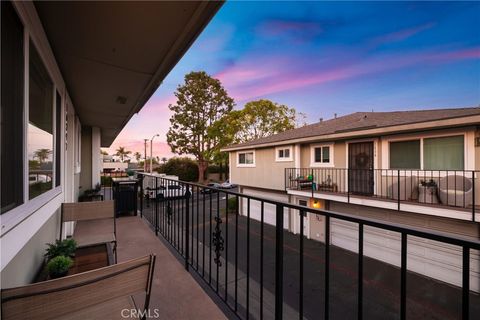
[230,147,294,190]
[80,126,92,193]
[1,208,60,288]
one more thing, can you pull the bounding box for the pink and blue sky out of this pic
[104,1,480,158]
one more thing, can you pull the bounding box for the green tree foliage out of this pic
[115,146,131,162]
[156,157,199,182]
[133,151,142,162]
[167,71,234,182]
[34,148,52,164]
[223,99,305,144]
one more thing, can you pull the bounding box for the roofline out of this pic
[221,113,480,152]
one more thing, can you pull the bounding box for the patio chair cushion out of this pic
[59,295,138,320]
[73,232,116,248]
[1,255,155,320]
[438,175,473,207]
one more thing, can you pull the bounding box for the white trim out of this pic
[74,116,81,173]
[310,143,334,167]
[294,144,301,168]
[236,150,256,168]
[286,189,475,222]
[275,145,293,162]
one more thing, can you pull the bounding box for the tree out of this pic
[34,148,52,164]
[161,157,168,164]
[115,146,131,162]
[100,150,109,156]
[167,71,234,182]
[155,157,199,182]
[133,152,142,162]
[224,99,305,144]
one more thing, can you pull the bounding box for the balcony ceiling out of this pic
[34,1,222,146]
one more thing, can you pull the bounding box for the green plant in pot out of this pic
[45,239,77,261]
[126,169,135,179]
[47,256,73,279]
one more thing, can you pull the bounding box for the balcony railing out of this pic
[286,168,478,220]
[135,172,479,320]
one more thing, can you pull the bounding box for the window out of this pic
[276,146,292,161]
[390,140,420,169]
[1,1,24,214]
[28,40,54,199]
[237,151,255,166]
[55,91,62,187]
[311,144,333,166]
[424,135,464,170]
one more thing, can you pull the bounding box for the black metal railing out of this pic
[137,172,479,320]
[285,168,478,220]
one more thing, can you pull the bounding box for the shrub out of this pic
[155,157,199,182]
[227,197,238,212]
[101,175,113,186]
[45,239,77,261]
[47,256,73,278]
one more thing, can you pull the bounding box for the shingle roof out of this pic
[225,106,480,150]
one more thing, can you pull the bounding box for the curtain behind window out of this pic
[424,135,464,170]
[390,140,420,169]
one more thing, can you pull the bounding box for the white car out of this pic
[148,184,187,200]
[220,180,237,189]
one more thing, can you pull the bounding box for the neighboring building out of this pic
[102,161,128,172]
[1,1,221,288]
[223,107,480,291]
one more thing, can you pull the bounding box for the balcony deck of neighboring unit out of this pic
[286,168,479,222]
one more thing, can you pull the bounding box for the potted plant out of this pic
[126,169,135,180]
[45,239,77,261]
[418,179,439,204]
[47,256,73,279]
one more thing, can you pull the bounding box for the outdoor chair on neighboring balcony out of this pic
[60,200,117,263]
[438,175,473,208]
[1,255,156,320]
[389,176,419,201]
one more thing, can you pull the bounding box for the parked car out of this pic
[147,184,187,200]
[220,179,237,189]
[201,183,221,194]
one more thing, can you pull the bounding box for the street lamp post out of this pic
[150,134,159,173]
[143,139,148,172]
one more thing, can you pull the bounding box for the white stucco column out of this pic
[91,126,101,187]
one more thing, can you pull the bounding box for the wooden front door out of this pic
[348,142,374,195]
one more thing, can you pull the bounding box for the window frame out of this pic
[0,23,63,234]
[275,145,293,162]
[310,143,334,167]
[236,150,256,167]
[387,133,467,171]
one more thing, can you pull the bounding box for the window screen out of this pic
[28,40,54,199]
[424,136,464,170]
[390,140,420,169]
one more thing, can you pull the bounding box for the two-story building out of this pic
[224,107,480,291]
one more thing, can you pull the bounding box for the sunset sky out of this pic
[104,1,480,159]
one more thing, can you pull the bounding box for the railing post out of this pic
[347,168,350,203]
[139,174,143,218]
[397,170,401,211]
[472,171,475,222]
[185,185,191,271]
[275,204,284,320]
[311,169,314,198]
[155,178,158,236]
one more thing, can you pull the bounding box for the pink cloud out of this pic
[257,19,323,39]
[104,137,174,159]
[373,22,436,45]
[218,46,480,102]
